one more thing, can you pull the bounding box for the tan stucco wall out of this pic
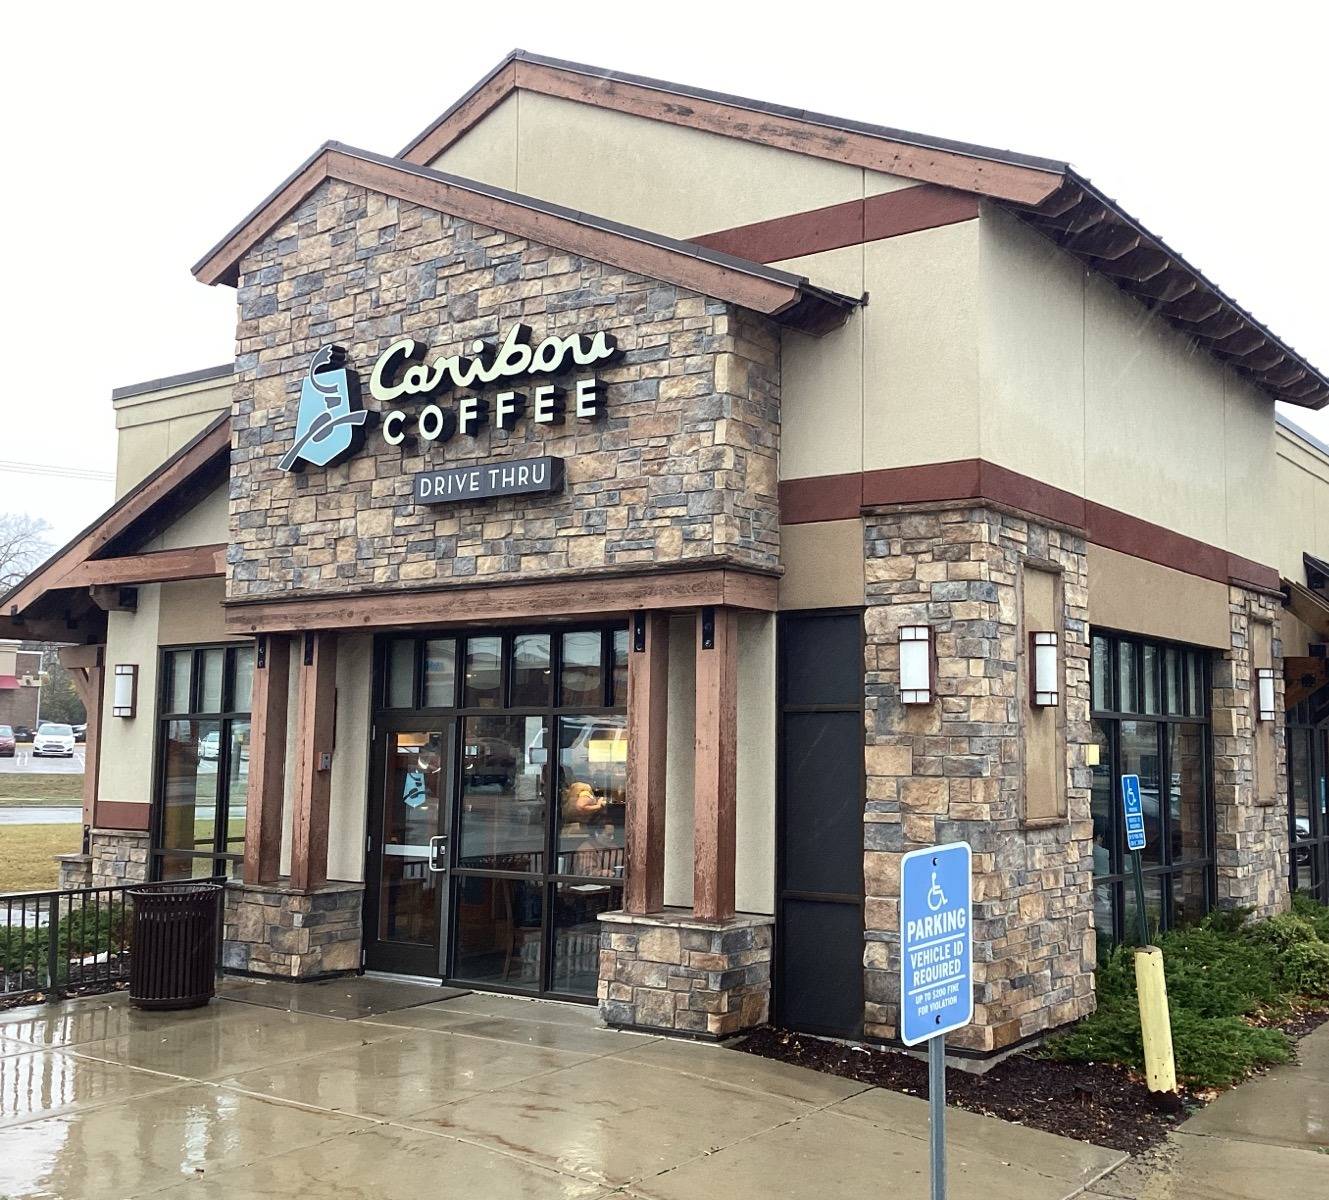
[780,519,865,609]
[430,90,918,241]
[979,205,1278,568]
[112,374,230,497]
[158,579,230,645]
[660,612,775,914]
[1086,543,1231,649]
[328,634,373,884]
[1276,421,1329,580]
[97,584,163,814]
[153,486,228,550]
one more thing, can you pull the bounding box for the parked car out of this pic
[14,725,32,742]
[199,731,219,761]
[0,725,14,757]
[32,723,76,758]
[73,724,87,743]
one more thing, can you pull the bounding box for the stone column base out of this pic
[53,853,93,891]
[89,830,149,889]
[223,880,363,979]
[597,909,773,1038]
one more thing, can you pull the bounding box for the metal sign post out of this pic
[1120,774,1151,945]
[901,842,973,1200]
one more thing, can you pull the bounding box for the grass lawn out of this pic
[0,775,84,802]
[0,824,82,893]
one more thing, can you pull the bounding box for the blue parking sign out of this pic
[1121,774,1146,851]
[900,842,973,1046]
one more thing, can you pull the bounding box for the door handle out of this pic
[428,836,448,873]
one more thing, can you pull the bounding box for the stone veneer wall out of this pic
[89,831,150,890]
[227,182,781,601]
[1212,585,1288,917]
[862,505,1095,1052]
[222,881,363,978]
[598,910,772,1037]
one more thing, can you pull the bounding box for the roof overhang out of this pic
[395,50,1329,410]
[0,415,231,644]
[192,144,859,335]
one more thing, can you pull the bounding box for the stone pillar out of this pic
[862,504,1095,1052]
[54,854,93,891]
[598,910,772,1037]
[223,880,362,978]
[1211,585,1289,918]
[89,831,150,889]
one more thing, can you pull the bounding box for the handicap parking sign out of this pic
[899,842,973,1046]
[1121,774,1146,851]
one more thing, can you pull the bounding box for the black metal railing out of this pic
[1,877,225,1005]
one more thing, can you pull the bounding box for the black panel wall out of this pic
[776,610,865,1038]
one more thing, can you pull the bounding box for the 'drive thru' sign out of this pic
[413,456,563,505]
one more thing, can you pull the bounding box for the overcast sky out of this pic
[3,0,1326,549]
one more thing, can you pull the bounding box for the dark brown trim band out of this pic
[94,802,151,833]
[780,459,1279,591]
[692,185,980,265]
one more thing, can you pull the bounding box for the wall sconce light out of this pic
[1031,631,1060,707]
[112,664,138,718]
[1255,667,1276,722]
[899,625,934,705]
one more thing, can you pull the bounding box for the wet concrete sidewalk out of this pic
[1086,1022,1329,1200]
[0,984,1124,1199]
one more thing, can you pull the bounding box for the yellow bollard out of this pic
[1134,946,1177,1095]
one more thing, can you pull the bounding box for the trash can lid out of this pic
[128,882,224,897]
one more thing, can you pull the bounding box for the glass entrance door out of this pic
[363,724,455,976]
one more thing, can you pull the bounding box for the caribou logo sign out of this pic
[278,346,371,472]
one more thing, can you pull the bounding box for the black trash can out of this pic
[128,883,222,1010]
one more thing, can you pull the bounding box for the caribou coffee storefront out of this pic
[8,52,1329,1054]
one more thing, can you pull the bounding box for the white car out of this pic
[32,723,76,758]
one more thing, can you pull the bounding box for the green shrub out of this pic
[1166,1011,1291,1090]
[1157,925,1280,1017]
[1290,893,1329,941]
[1203,905,1254,935]
[1280,941,1329,999]
[1246,912,1319,954]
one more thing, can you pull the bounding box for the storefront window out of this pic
[1287,696,1329,902]
[1090,631,1214,944]
[153,643,254,881]
[371,625,626,998]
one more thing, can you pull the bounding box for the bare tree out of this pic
[0,513,52,592]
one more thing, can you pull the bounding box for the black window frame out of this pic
[150,642,254,882]
[1286,692,1329,903]
[1090,629,1216,944]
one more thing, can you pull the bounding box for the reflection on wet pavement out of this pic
[0,988,1126,1200]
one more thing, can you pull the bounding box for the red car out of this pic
[0,725,14,757]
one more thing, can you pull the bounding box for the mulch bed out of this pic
[736,1006,1329,1155]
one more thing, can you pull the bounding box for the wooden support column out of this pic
[59,645,104,833]
[289,631,337,891]
[244,634,291,885]
[693,606,739,922]
[625,612,669,914]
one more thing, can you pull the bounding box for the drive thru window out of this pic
[363,625,628,999]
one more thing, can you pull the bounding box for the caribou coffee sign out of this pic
[279,324,621,508]
[370,322,620,446]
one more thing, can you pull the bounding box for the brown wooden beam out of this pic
[223,567,779,634]
[625,612,669,915]
[693,606,738,923]
[88,586,137,613]
[1284,656,1329,710]
[59,645,104,831]
[66,544,225,588]
[289,632,337,892]
[244,634,291,885]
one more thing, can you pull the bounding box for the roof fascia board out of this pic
[398,52,1067,207]
[1,414,231,618]
[398,52,1063,207]
[192,146,858,331]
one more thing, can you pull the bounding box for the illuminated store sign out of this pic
[370,323,620,447]
[278,346,370,472]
